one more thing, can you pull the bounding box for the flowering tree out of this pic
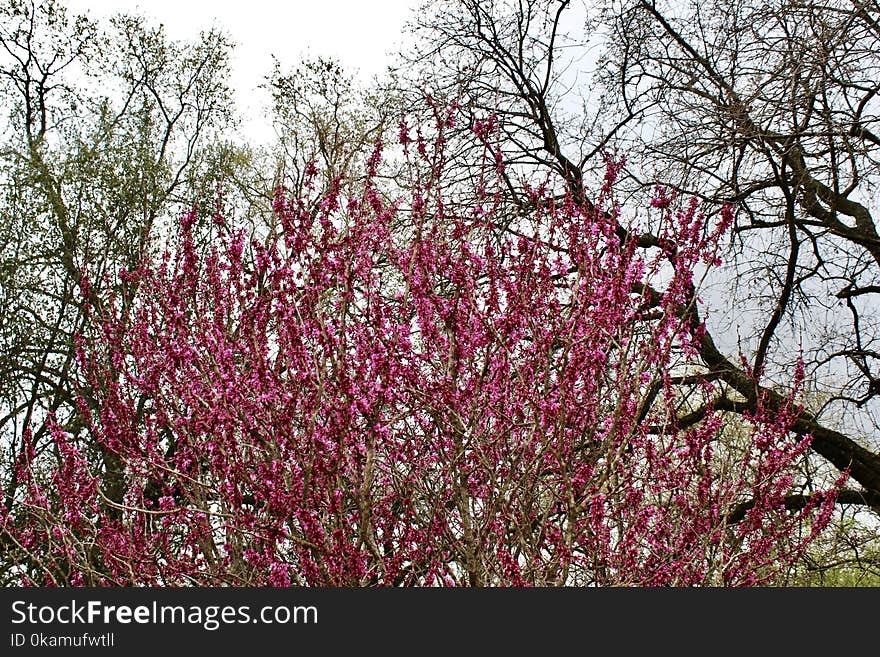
[0,112,841,586]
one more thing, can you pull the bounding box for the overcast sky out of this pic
[64,0,420,142]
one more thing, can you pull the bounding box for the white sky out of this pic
[64,0,420,143]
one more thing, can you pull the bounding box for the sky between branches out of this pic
[64,0,419,143]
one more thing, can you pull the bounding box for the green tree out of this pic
[0,0,235,528]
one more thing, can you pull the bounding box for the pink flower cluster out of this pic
[0,112,838,586]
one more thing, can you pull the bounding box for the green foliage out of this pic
[790,513,880,587]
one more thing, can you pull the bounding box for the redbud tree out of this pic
[0,109,841,586]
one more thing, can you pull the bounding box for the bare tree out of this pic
[601,0,880,489]
[397,1,624,201]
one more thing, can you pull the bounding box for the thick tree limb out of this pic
[727,488,880,525]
